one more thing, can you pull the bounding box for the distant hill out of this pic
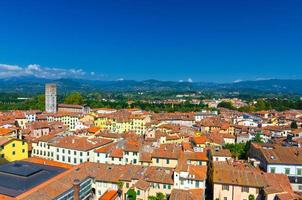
[0,77,302,95]
[219,79,302,95]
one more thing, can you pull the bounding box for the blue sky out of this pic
[0,0,302,82]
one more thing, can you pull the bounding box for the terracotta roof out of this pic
[258,146,302,165]
[23,157,72,169]
[0,194,15,200]
[170,189,203,200]
[134,179,150,191]
[99,190,118,200]
[52,136,113,151]
[0,128,14,136]
[188,165,207,180]
[152,144,181,159]
[213,161,266,187]
[109,149,123,158]
[191,136,206,144]
[210,148,232,157]
[139,152,152,163]
[0,137,11,146]
[124,141,140,152]
[184,152,208,161]
[58,104,83,109]
[87,126,101,133]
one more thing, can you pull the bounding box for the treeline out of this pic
[86,100,208,113]
[218,99,302,112]
[0,92,208,113]
[0,95,45,111]
[2,91,302,113]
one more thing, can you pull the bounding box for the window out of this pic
[299,185,302,191]
[297,168,302,175]
[137,190,140,195]
[256,188,260,194]
[22,149,25,153]
[270,167,276,173]
[166,159,170,164]
[12,143,15,147]
[222,185,229,191]
[57,155,59,160]
[195,181,200,188]
[163,184,166,189]
[285,168,290,175]
[126,183,129,188]
[224,197,227,200]
[242,186,249,193]
[168,185,171,189]
[74,151,77,155]
[74,158,77,164]
[156,158,159,163]
[1,154,4,158]
[12,151,15,155]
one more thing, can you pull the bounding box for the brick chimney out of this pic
[73,179,81,200]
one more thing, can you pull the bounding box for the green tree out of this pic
[238,105,255,113]
[255,99,268,111]
[291,121,298,129]
[64,92,84,105]
[148,196,157,200]
[117,181,124,189]
[252,133,263,143]
[127,189,136,200]
[217,101,236,110]
[248,194,255,200]
[156,192,165,200]
[148,193,165,200]
[225,143,249,160]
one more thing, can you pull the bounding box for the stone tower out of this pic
[45,83,57,113]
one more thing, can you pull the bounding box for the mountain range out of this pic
[0,76,302,95]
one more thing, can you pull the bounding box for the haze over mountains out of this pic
[0,76,302,95]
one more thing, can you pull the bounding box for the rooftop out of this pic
[0,161,66,197]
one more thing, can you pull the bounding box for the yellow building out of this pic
[94,114,150,134]
[94,116,112,130]
[0,137,28,164]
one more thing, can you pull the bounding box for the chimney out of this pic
[73,179,81,200]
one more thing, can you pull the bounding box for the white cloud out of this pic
[255,77,274,81]
[233,79,242,83]
[187,78,193,83]
[0,63,103,80]
[0,64,22,71]
[27,64,41,71]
